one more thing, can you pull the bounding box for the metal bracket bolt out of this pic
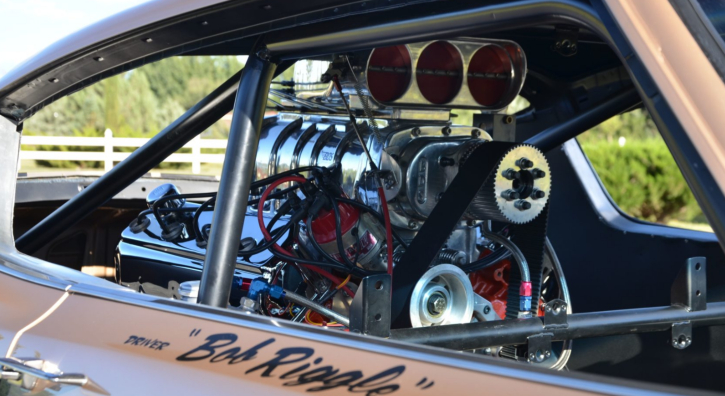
[543,299,569,329]
[671,321,692,349]
[527,333,553,364]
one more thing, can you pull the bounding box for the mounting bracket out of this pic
[671,257,706,312]
[669,257,706,349]
[350,274,391,337]
[543,299,568,329]
[552,25,579,57]
[527,333,553,363]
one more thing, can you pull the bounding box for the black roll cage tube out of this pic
[391,299,725,350]
[13,0,725,348]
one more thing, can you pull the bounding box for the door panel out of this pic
[6,285,638,396]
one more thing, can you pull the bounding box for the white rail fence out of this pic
[20,129,228,174]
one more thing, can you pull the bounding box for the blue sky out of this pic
[0,0,151,79]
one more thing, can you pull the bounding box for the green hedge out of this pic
[580,139,704,224]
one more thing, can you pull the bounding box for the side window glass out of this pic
[577,109,712,232]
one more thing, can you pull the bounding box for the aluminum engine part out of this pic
[445,225,480,264]
[253,114,492,229]
[409,264,474,327]
[473,293,500,322]
[332,38,526,112]
[463,144,551,224]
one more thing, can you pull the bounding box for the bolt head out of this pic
[483,305,491,314]
[240,297,259,312]
[501,189,520,201]
[427,294,448,316]
[411,127,422,137]
[514,200,531,211]
[471,129,481,138]
[532,168,546,179]
[516,157,534,169]
[441,126,452,136]
[408,221,418,229]
[545,350,551,358]
[532,189,546,200]
[433,298,446,313]
[502,168,519,180]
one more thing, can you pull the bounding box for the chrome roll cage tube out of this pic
[198,52,277,308]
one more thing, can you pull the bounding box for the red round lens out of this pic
[467,45,512,107]
[416,41,463,105]
[367,45,412,103]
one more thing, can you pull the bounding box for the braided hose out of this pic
[352,80,383,144]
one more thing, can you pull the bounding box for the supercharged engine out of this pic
[117,38,566,365]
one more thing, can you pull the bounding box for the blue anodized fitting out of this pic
[247,278,285,300]
[520,295,532,312]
